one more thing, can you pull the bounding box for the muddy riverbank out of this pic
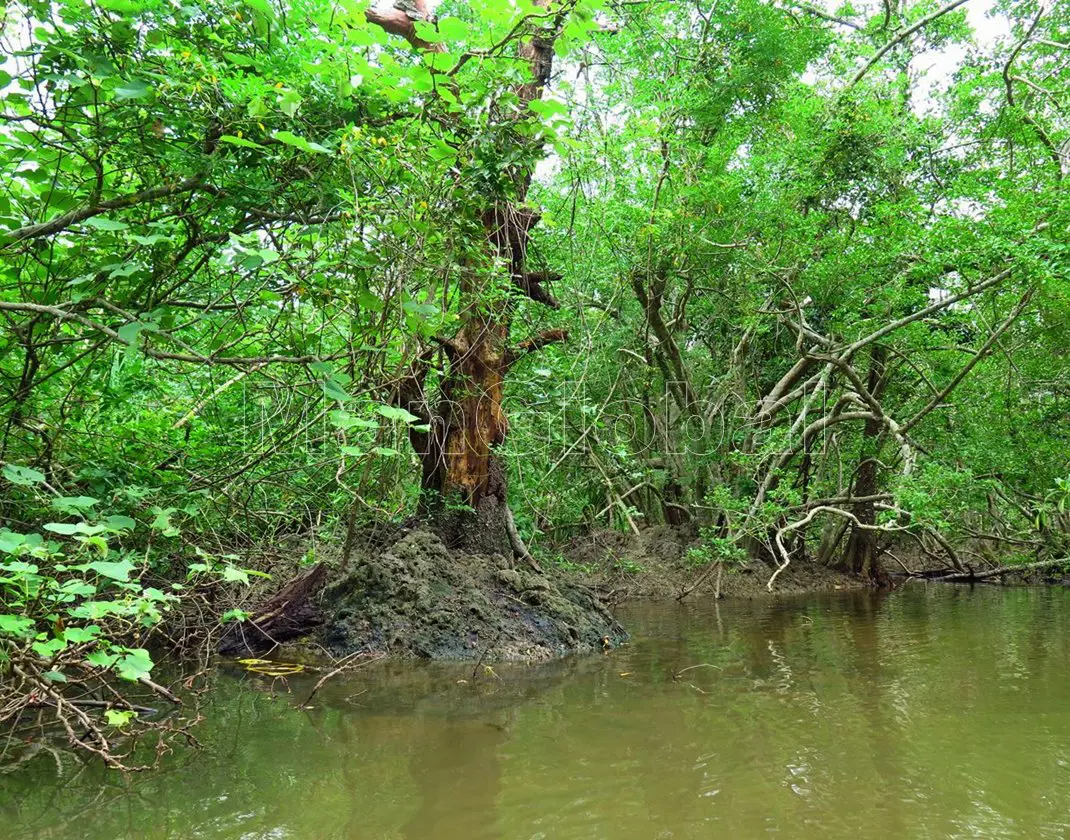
[218,523,1064,664]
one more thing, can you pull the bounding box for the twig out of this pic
[472,631,503,681]
[673,663,721,681]
[137,677,182,706]
[301,652,383,708]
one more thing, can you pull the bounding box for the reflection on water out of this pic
[4,585,1070,839]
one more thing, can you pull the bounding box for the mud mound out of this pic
[318,530,626,661]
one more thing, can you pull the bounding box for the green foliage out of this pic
[2,0,1069,764]
[0,514,171,678]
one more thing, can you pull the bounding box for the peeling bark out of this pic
[370,0,565,557]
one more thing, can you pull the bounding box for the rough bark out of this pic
[369,0,566,558]
[842,345,889,582]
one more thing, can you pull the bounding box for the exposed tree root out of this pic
[505,505,543,573]
[218,563,327,655]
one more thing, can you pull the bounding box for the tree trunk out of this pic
[842,344,890,583]
[371,0,567,557]
[419,314,512,553]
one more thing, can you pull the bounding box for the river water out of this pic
[4,585,1070,839]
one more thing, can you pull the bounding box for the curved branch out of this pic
[1002,6,1065,178]
[1,176,204,247]
[844,0,972,90]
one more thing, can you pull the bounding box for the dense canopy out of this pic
[1,0,1068,764]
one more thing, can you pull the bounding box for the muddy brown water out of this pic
[4,584,1070,839]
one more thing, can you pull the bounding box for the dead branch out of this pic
[505,328,569,368]
[933,556,1068,582]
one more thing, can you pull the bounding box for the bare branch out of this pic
[505,328,569,368]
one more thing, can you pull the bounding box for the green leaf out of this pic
[221,565,249,584]
[116,648,154,681]
[33,637,67,658]
[376,405,420,423]
[72,601,133,620]
[44,522,109,536]
[97,0,142,10]
[413,21,444,43]
[84,217,129,231]
[220,134,267,150]
[128,233,170,246]
[0,531,27,554]
[56,579,96,598]
[76,535,110,556]
[222,51,257,68]
[117,321,143,345]
[278,89,303,118]
[273,130,331,155]
[2,464,46,486]
[150,507,179,536]
[62,625,101,644]
[52,496,99,514]
[85,558,135,582]
[0,614,34,637]
[436,17,467,41]
[243,0,275,19]
[114,78,151,100]
[1,560,39,576]
[423,52,460,72]
[328,410,377,430]
[87,647,154,681]
[86,650,119,670]
[105,708,137,727]
[104,514,137,532]
[323,378,350,402]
